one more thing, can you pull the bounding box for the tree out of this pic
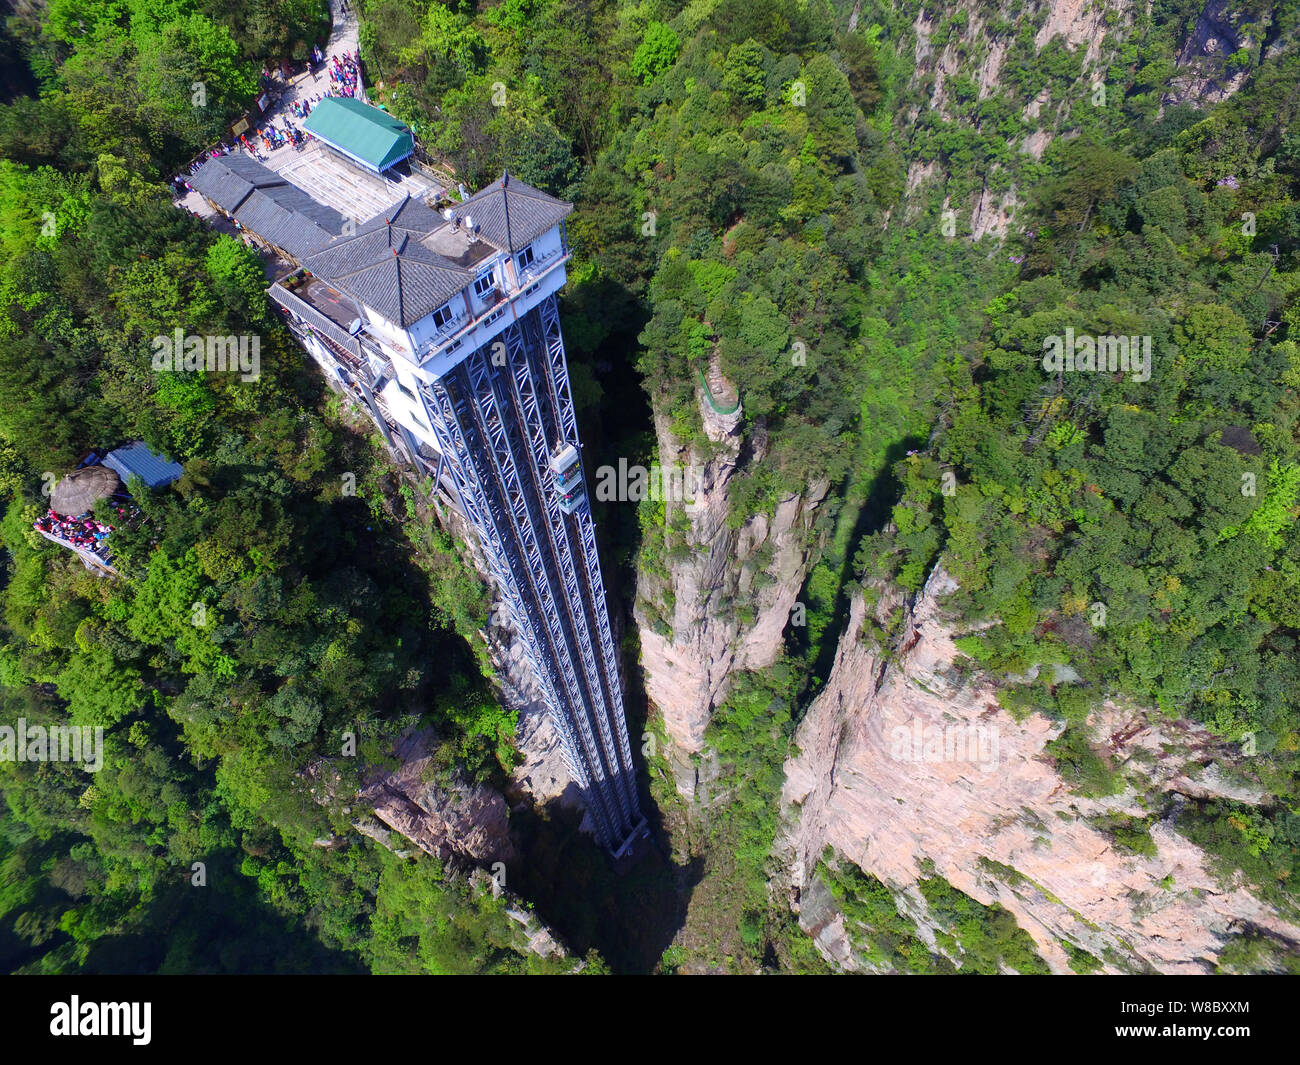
[722,40,769,105]
[630,22,679,84]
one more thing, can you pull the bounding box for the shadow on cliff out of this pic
[790,432,927,701]
[509,794,700,974]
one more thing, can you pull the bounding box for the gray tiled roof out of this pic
[190,166,255,212]
[238,188,345,259]
[302,205,473,327]
[459,171,572,254]
[191,155,345,259]
[220,154,289,186]
[263,181,348,231]
[190,155,286,213]
[298,176,569,329]
[268,282,363,354]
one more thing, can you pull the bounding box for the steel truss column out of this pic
[529,300,641,816]
[441,351,625,847]
[413,293,643,853]
[499,318,638,827]
[420,375,590,792]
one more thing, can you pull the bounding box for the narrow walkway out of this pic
[278,0,362,114]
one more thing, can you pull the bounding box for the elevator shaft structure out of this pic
[421,297,642,850]
[263,169,644,853]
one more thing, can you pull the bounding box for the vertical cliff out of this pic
[631,0,1270,795]
[635,380,827,794]
[780,565,1300,973]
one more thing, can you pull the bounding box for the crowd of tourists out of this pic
[322,50,362,98]
[239,120,305,155]
[172,37,368,199]
[33,510,121,556]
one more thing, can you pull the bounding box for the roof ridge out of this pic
[327,258,397,283]
[319,225,377,249]
[404,252,473,274]
[502,177,515,258]
[468,173,569,204]
[394,255,404,325]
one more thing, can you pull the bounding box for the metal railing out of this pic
[516,246,564,289]
[420,253,571,367]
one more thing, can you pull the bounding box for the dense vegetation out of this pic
[1,0,1298,974]
[0,0,564,974]
[858,8,1300,916]
[818,854,1050,974]
[613,0,1300,968]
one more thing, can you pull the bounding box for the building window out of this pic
[473,269,497,297]
[432,303,455,329]
[516,245,534,273]
[397,381,416,401]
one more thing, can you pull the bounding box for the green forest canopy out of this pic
[0,0,1298,973]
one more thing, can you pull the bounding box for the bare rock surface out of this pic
[636,408,827,759]
[358,729,516,865]
[782,565,1300,974]
[1167,0,1258,106]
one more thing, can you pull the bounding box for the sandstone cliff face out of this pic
[630,0,1272,802]
[896,0,1261,237]
[781,565,1300,974]
[635,386,827,790]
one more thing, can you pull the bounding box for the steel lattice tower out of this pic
[260,164,645,853]
[420,297,644,851]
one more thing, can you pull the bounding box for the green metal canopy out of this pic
[303,97,415,173]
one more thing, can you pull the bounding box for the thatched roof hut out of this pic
[51,465,120,517]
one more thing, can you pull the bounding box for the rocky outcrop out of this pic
[304,725,515,866]
[912,0,1121,121]
[636,394,827,786]
[1166,0,1259,106]
[465,868,569,960]
[357,729,516,865]
[502,898,566,959]
[781,564,1300,974]
[967,180,1019,242]
[1033,0,1117,65]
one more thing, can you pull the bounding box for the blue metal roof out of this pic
[103,442,184,489]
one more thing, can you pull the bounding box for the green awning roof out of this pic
[303,97,415,173]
